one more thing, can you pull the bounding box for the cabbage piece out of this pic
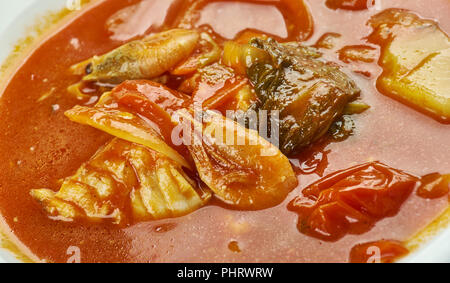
[65,105,191,169]
[70,29,200,84]
[175,109,298,210]
[368,9,450,122]
[246,38,361,155]
[31,139,211,224]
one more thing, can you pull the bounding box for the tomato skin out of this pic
[326,0,371,11]
[289,162,419,241]
[416,173,450,199]
[112,80,192,114]
[349,240,409,263]
[291,139,331,177]
[110,80,194,164]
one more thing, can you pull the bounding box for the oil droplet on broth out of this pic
[153,223,177,233]
[228,240,241,253]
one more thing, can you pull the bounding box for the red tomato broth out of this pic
[174,0,313,42]
[0,0,448,263]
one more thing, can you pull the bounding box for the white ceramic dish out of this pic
[0,0,448,263]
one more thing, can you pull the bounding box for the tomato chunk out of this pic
[288,162,418,241]
[112,80,192,114]
[110,80,193,164]
[417,173,450,199]
[349,240,409,263]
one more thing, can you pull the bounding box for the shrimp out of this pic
[174,109,298,210]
